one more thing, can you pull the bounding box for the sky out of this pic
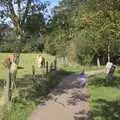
[40,0,61,8]
[40,0,61,22]
[0,0,61,25]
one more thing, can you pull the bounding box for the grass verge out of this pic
[87,68,120,120]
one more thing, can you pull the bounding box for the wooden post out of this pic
[107,65,116,81]
[46,61,49,74]
[54,60,57,71]
[32,65,35,83]
[50,63,53,72]
[32,65,35,76]
[43,59,46,68]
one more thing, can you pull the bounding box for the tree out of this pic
[44,0,120,65]
[0,0,48,103]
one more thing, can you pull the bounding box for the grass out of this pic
[62,65,104,73]
[87,68,120,120]
[2,100,35,120]
[0,53,55,79]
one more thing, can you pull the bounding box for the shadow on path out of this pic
[28,69,104,120]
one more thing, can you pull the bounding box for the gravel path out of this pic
[28,69,103,120]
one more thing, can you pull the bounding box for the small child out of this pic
[79,71,86,87]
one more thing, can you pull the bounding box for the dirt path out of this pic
[28,69,103,120]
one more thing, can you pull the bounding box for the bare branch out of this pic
[21,0,32,25]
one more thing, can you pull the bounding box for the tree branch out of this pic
[8,0,16,16]
[21,0,32,25]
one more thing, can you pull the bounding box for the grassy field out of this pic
[87,68,120,120]
[0,53,55,79]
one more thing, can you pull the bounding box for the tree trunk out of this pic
[108,52,110,62]
[107,42,110,62]
[97,57,100,68]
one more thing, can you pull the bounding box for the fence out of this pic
[32,59,57,83]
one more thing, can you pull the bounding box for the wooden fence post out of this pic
[46,61,49,75]
[50,63,54,72]
[54,59,57,71]
[32,65,35,76]
[32,65,35,83]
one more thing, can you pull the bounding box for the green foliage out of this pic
[0,31,45,52]
[0,31,17,52]
[0,0,120,63]
[44,28,68,56]
[24,13,45,34]
[44,0,120,65]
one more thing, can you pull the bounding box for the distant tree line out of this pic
[0,0,120,65]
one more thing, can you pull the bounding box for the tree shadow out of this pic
[0,69,75,105]
[74,110,92,120]
[51,73,83,96]
[51,72,98,98]
[67,91,90,105]
[14,69,75,105]
[92,99,120,120]
[0,69,89,107]
[46,71,92,108]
